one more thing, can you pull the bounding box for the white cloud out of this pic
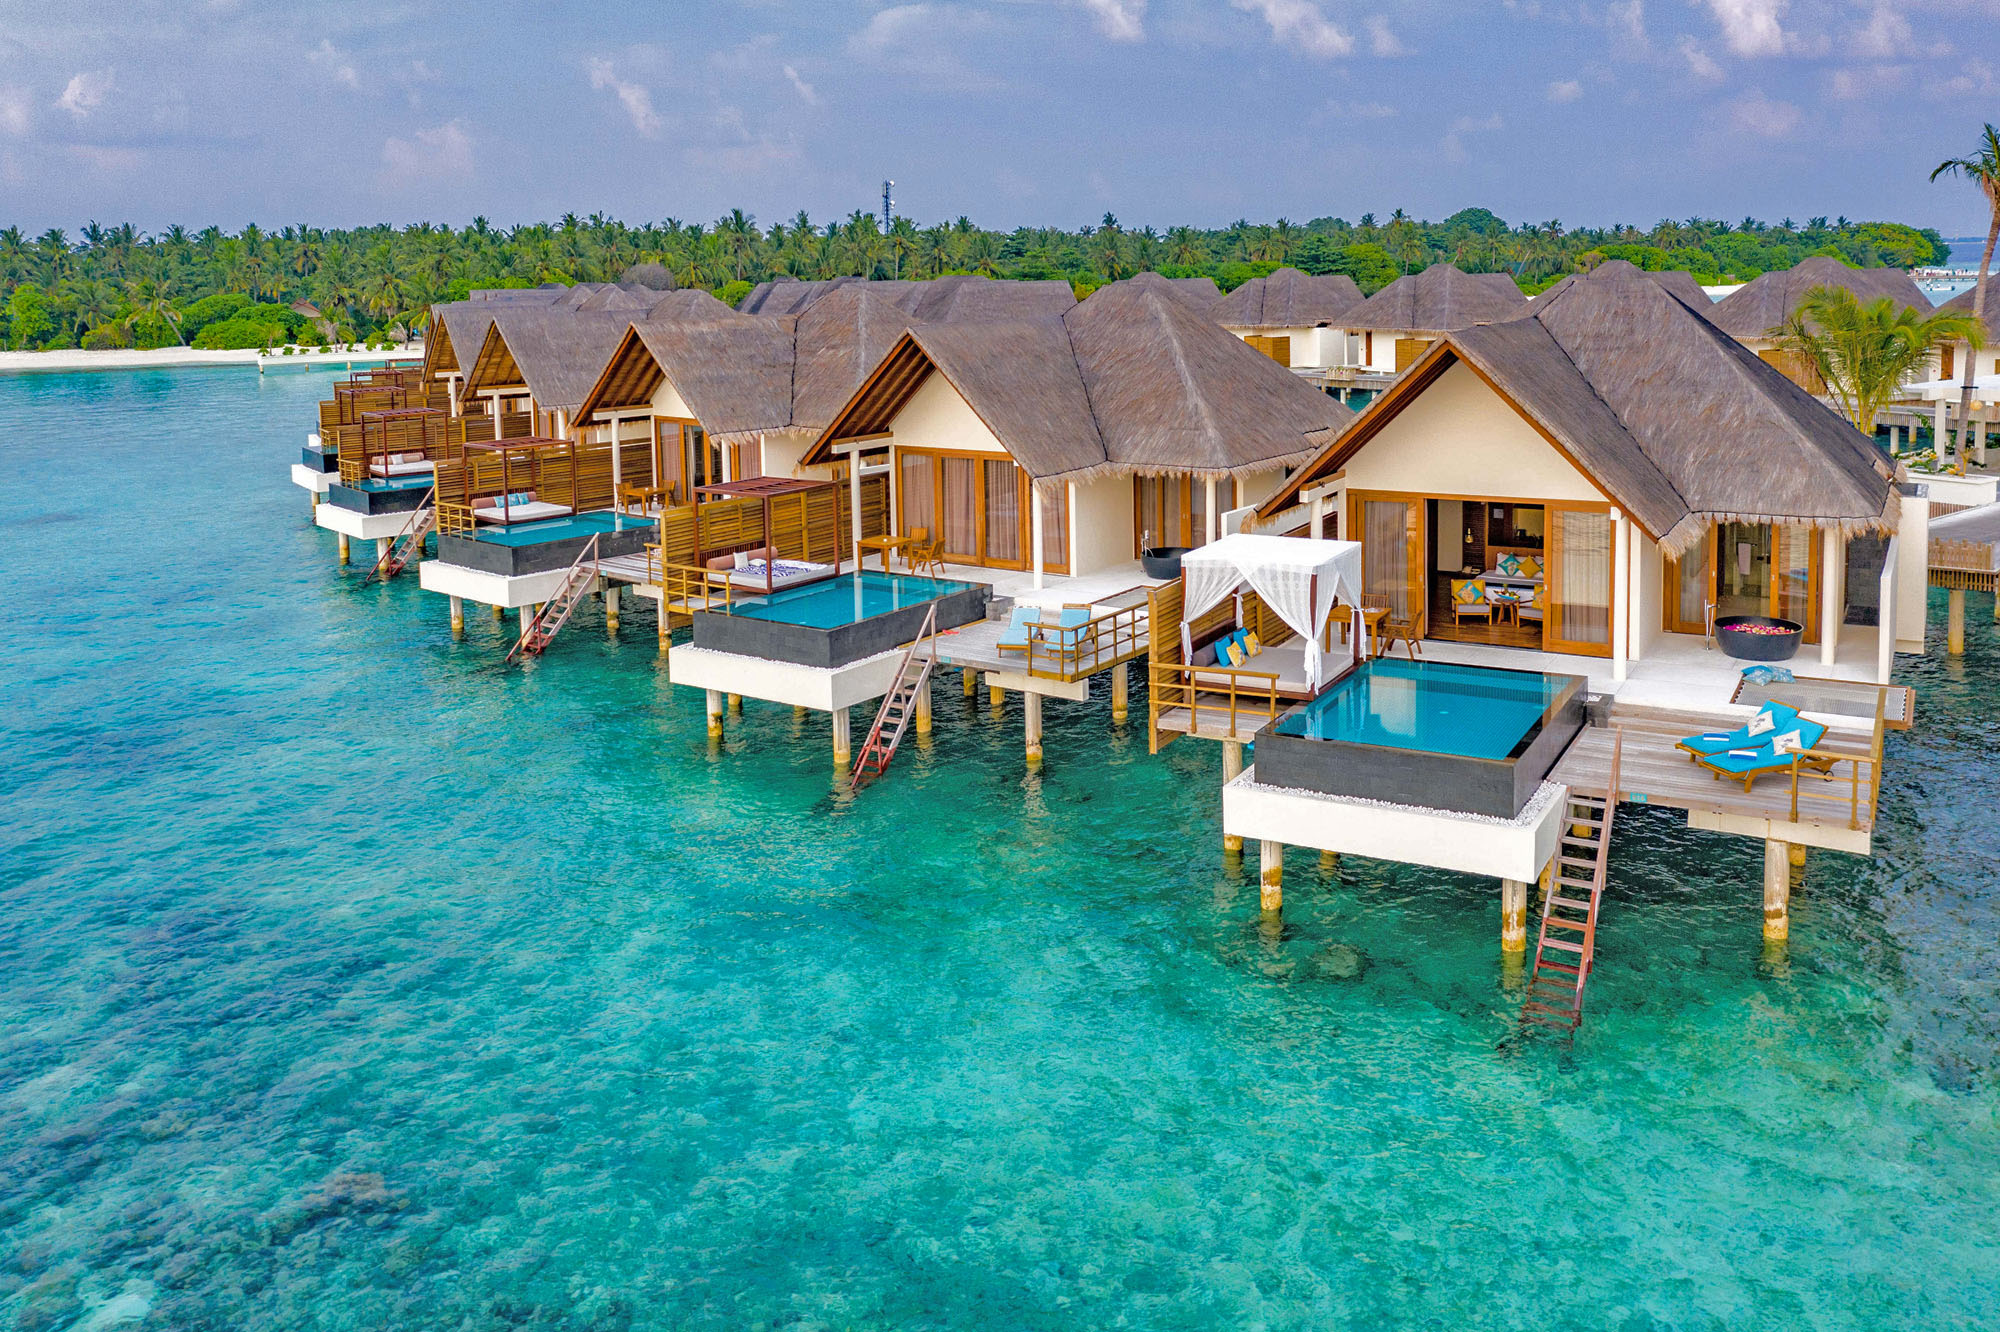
[380,120,473,186]
[852,4,939,54]
[310,39,360,89]
[1442,112,1503,163]
[1230,0,1354,58]
[1703,0,1787,57]
[1606,0,1647,50]
[56,69,112,117]
[1365,15,1409,55]
[1678,36,1725,81]
[1076,0,1146,41]
[848,5,1005,91]
[586,58,663,136]
[1547,78,1583,102]
[0,86,29,136]
[1727,89,1801,137]
[782,64,819,104]
[1826,63,1909,100]
[1341,100,1398,118]
[685,105,799,175]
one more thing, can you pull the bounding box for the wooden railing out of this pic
[1148,662,1281,742]
[1018,602,1151,681]
[1929,537,2000,590]
[650,553,737,614]
[1788,692,1887,831]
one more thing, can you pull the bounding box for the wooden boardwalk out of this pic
[934,587,1152,682]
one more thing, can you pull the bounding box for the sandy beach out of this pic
[0,345,423,374]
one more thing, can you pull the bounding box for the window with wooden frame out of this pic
[893,446,1055,573]
[1244,334,1291,365]
[1133,475,1237,555]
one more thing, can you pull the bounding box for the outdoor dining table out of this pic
[858,534,912,572]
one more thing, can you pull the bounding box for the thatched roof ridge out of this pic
[467,308,649,412]
[1534,260,1713,315]
[1109,271,1222,312]
[800,283,1352,483]
[1210,267,1365,329]
[1337,262,1527,334]
[1938,283,2000,340]
[1708,255,1928,337]
[423,302,504,379]
[737,277,870,315]
[1260,264,1896,548]
[630,316,800,439]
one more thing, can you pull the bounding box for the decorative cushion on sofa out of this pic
[1497,553,1521,576]
[1516,556,1541,580]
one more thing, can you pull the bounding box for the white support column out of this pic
[1819,528,1841,668]
[447,374,461,417]
[1611,507,1630,683]
[375,537,390,564]
[1259,840,1283,914]
[915,678,932,735]
[1309,493,1326,539]
[1935,398,1950,461]
[1110,662,1129,723]
[1204,476,1220,545]
[604,583,620,633]
[337,534,351,565]
[1763,840,1790,944]
[1024,691,1043,766]
[449,595,464,635]
[845,449,864,565]
[705,689,724,742]
[1628,513,1645,665]
[1888,425,1900,454]
[1501,878,1528,954]
[831,707,851,766]
[555,409,568,438]
[1222,741,1245,853]
[488,393,501,427]
[1031,487,1046,591]
[1876,536,1896,683]
[609,414,623,492]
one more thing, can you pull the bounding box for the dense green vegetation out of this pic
[0,210,1949,351]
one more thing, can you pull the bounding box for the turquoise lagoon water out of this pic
[1272,658,1569,759]
[732,571,977,629]
[2,366,1999,1330]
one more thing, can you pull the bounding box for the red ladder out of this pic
[367,487,436,583]
[507,535,601,663]
[1521,729,1622,1034]
[850,605,939,788]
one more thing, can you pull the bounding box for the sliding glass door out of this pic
[1544,504,1612,656]
[1355,495,1425,635]
[897,449,1044,572]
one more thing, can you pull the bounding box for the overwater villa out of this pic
[1209,266,1366,383]
[1319,260,1528,382]
[1707,255,1931,393]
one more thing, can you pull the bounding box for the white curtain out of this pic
[1181,536,1365,688]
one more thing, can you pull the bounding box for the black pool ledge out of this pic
[692,580,990,670]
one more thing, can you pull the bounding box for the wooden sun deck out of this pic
[934,587,1152,682]
[1551,705,1882,852]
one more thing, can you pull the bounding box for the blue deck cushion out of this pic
[1676,701,1802,759]
[1696,715,1828,777]
[996,605,1044,651]
[1043,607,1093,651]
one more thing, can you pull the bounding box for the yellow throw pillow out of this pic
[1244,630,1262,658]
[1225,638,1247,666]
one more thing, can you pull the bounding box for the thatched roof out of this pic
[1106,270,1222,312]
[462,309,648,413]
[736,274,1077,319]
[1259,263,1898,551]
[1210,267,1365,330]
[1939,283,2000,340]
[1535,260,1713,315]
[1708,256,1928,338]
[1335,262,1527,334]
[799,282,1353,486]
[596,317,799,438]
[422,302,507,379]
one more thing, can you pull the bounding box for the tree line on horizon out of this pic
[0,208,1950,353]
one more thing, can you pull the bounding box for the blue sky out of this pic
[1,0,1996,235]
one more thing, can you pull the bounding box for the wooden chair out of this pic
[1360,594,1421,659]
[908,530,945,576]
[1449,578,1491,627]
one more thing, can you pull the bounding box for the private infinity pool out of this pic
[693,570,989,668]
[1255,658,1585,816]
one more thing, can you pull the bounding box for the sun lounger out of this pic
[996,605,1045,653]
[1692,713,1830,791]
[1674,701,1802,760]
[476,500,573,524]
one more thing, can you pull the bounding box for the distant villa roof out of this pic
[1938,283,1999,340]
[736,274,1077,319]
[1534,260,1713,315]
[1708,256,1929,338]
[1335,262,1528,335]
[1104,270,1222,313]
[1210,267,1365,330]
[1260,263,1898,552]
[800,281,1354,485]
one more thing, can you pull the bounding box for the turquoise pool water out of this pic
[471,510,657,547]
[1273,658,1572,759]
[3,367,1999,1329]
[732,570,976,628]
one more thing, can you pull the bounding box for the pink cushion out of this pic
[705,554,735,572]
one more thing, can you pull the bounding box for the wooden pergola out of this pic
[691,477,844,593]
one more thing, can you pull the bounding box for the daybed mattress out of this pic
[1189,640,1313,697]
[477,501,573,524]
[369,460,434,477]
[727,559,836,590]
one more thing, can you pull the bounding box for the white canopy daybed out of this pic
[1179,533,1368,695]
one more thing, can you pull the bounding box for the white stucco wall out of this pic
[1067,474,1134,576]
[1340,361,1609,504]
[1895,489,1928,654]
[761,433,814,480]
[888,373,1007,455]
[1632,525,1663,658]
[649,377,695,420]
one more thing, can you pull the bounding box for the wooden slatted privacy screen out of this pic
[1144,578,1286,753]
[339,410,447,486]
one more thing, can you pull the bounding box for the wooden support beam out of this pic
[1949,588,1966,655]
[1319,848,1339,872]
[449,595,464,636]
[963,667,977,698]
[1501,879,1528,953]
[832,706,851,766]
[1259,840,1283,913]
[705,689,724,742]
[1110,662,1129,724]
[1222,741,1245,853]
[1024,691,1043,766]
[1763,839,1790,943]
[1788,843,1805,868]
[989,684,1004,707]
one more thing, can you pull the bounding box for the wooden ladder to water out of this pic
[507,534,601,663]
[849,605,939,789]
[367,486,436,583]
[1521,729,1622,1034]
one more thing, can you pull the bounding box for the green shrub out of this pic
[81,324,132,350]
[716,279,754,307]
[191,316,285,350]
[180,292,249,335]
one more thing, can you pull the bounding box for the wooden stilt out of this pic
[1763,839,1790,943]
[832,706,851,766]
[1319,848,1338,872]
[705,689,724,742]
[915,678,933,735]
[989,685,1004,707]
[1024,691,1043,766]
[1222,742,1245,853]
[728,693,743,716]
[1788,843,1805,868]
[1949,588,1965,655]
[604,584,620,632]
[963,667,977,698]
[449,595,464,636]
[1110,662,1129,724]
[494,603,506,620]
[337,534,351,565]
[1259,840,1283,913]
[1501,879,1528,954]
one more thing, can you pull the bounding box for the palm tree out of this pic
[1770,286,1984,452]
[1931,123,2000,454]
[125,276,186,345]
